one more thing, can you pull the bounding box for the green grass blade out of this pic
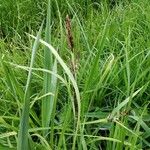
[81,17,110,114]
[42,0,54,137]
[109,87,143,120]
[29,34,81,150]
[17,23,43,150]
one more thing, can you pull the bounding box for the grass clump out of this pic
[0,0,150,149]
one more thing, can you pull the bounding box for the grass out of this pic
[0,0,150,149]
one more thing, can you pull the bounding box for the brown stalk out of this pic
[65,14,78,112]
[65,14,77,77]
[65,14,74,52]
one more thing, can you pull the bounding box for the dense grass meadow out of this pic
[0,0,150,149]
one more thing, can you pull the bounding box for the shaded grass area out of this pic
[0,0,150,149]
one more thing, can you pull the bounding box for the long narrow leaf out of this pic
[42,0,54,137]
[29,34,81,149]
[17,23,43,150]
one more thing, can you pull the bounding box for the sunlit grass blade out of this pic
[9,63,67,86]
[42,0,56,137]
[81,17,110,114]
[29,34,81,150]
[109,86,143,120]
[17,23,43,150]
